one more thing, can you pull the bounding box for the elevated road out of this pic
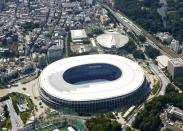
[101,3,180,59]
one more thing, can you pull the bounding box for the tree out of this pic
[145,46,160,59]
[86,115,121,131]
[132,82,183,131]
[166,83,178,94]
[115,0,164,34]
[139,35,146,43]
[133,50,145,59]
[4,104,9,118]
[164,128,173,131]
[125,127,134,131]
[87,29,104,37]
[124,40,137,53]
[21,21,40,32]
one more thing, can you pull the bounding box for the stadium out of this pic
[96,31,129,49]
[39,54,149,114]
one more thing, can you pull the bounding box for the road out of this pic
[149,62,170,95]
[100,3,180,59]
[3,99,23,130]
[100,2,174,95]
[64,32,69,57]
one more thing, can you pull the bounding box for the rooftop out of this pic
[156,55,170,68]
[168,106,183,117]
[70,29,87,40]
[169,58,183,67]
[39,54,145,101]
[96,31,129,49]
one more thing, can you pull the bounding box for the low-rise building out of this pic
[70,29,87,43]
[170,39,181,54]
[17,96,29,113]
[167,106,183,122]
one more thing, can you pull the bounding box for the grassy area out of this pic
[20,112,31,124]
[152,79,160,95]
[1,118,11,128]
[9,92,34,113]
[8,92,35,124]
[143,66,154,75]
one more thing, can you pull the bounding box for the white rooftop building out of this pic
[156,55,170,68]
[70,29,88,43]
[39,54,149,114]
[96,31,129,49]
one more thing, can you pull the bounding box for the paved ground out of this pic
[0,78,47,118]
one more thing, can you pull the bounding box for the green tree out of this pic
[124,40,137,53]
[125,127,134,131]
[86,115,121,131]
[164,128,173,131]
[139,35,146,43]
[4,104,9,118]
[133,50,145,59]
[166,83,178,94]
[145,46,160,59]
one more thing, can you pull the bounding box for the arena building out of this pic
[96,31,129,50]
[39,54,149,114]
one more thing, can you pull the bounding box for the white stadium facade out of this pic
[39,54,149,114]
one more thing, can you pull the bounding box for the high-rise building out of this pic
[167,58,183,79]
[38,53,47,69]
[0,0,5,11]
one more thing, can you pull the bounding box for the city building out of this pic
[37,53,47,69]
[70,29,88,43]
[86,0,96,6]
[17,96,29,113]
[39,54,149,114]
[0,0,5,11]
[155,32,173,44]
[47,45,64,64]
[167,106,183,122]
[156,55,170,69]
[167,58,183,79]
[170,39,181,54]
